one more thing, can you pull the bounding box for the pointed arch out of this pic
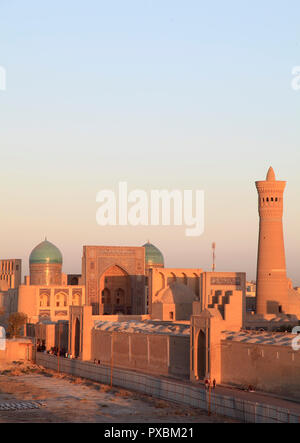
[99,264,131,315]
[167,272,177,286]
[194,329,206,380]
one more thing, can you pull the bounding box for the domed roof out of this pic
[29,239,63,265]
[143,242,164,267]
[156,282,197,304]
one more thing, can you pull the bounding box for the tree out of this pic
[7,312,27,338]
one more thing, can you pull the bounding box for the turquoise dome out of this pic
[143,242,164,267]
[29,240,63,265]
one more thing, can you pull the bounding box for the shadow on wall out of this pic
[267,301,283,315]
[92,273,145,316]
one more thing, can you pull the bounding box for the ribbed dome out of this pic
[143,242,164,267]
[156,282,197,304]
[29,240,63,265]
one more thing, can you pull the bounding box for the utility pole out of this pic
[110,332,114,389]
[208,382,212,416]
[57,323,61,374]
[212,242,216,272]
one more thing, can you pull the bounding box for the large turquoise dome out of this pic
[143,242,164,267]
[29,240,63,265]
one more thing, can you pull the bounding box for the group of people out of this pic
[49,349,74,359]
[204,378,255,393]
[204,378,216,391]
[36,343,46,353]
[36,342,74,359]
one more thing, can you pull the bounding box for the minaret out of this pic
[255,167,288,315]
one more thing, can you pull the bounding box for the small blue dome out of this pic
[29,240,63,265]
[143,242,164,267]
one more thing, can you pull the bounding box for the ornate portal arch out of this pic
[99,265,131,315]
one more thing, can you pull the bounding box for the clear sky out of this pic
[0,0,299,284]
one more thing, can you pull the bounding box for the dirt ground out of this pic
[0,361,237,423]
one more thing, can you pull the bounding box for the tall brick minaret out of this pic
[255,167,288,315]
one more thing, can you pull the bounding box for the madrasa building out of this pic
[0,240,163,323]
[0,237,245,326]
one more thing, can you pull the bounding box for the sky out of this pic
[0,0,299,284]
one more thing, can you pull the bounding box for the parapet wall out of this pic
[0,339,33,363]
[93,315,150,322]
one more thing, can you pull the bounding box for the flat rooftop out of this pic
[94,320,190,337]
[222,330,298,347]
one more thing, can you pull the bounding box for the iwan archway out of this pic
[99,265,131,315]
[74,318,80,358]
[197,330,206,379]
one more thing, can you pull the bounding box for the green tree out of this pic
[7,312,27,338]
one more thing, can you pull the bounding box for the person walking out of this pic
[204,378,210,391]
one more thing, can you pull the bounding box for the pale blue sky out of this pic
[0,1,299,283]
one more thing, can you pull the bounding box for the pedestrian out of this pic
[204,378,209,391]
[248,385,255,393]
[213,379,216,389]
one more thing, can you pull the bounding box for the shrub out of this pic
[7,312,27,338]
